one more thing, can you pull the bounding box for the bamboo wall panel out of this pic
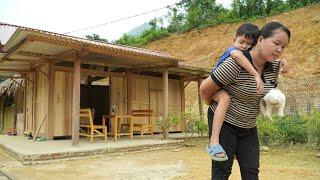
[35,65,49,136]
[54,71,72,136]
[25,73,34,133]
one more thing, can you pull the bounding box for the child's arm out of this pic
[200,76,221,105]
[230,50,264,94]
[280,58,290,74]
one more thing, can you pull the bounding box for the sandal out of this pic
[206,144,228,161]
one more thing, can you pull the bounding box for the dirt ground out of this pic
[0,140,319,180]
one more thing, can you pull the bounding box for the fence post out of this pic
[307,98,312,148]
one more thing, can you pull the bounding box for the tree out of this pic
[85,34,108,43]
[185,0,226,29]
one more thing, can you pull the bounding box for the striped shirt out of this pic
[210,51,280,128]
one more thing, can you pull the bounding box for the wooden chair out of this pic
[79,108,107,143]
[122,110,154,139]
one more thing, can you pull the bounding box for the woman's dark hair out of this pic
[260,21,291,41]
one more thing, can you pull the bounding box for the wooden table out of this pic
[103,115,133,141]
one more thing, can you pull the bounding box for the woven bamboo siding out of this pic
[25,73,34,133]
[54,71,72,136]
[35,65,49,136]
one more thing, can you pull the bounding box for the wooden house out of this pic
[0,23,210,145]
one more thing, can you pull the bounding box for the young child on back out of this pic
[204,23,262,161]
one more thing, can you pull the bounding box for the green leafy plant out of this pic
[183,108,208,142]
[154,112,181,139]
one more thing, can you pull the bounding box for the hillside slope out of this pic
[145,5,320,80]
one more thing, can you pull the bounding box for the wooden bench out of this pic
[79,108,107,143]
[121,110,154,139]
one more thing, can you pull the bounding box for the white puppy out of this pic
[260,88,286,120]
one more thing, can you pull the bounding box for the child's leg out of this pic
[210,90,230,148]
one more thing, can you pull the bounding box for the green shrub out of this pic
[309,109,320,146]
[194,119,208,136]
[257,115,282,146]
[257,109,320,146]
[275,112,309,144]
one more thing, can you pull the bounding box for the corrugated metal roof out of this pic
[0,23,210,78]
[0,23,17,45]
[0,23,174,59]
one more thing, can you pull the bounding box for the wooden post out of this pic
[180,79,186,132]
[71,54,81,146]
[197,77,203,120]
[126,71,132,114]
[23,74,27,132]
[47,61,55,139]
[32,71,37,135]
[162,68,169,139]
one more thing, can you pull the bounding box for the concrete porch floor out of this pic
[0,133,205,165]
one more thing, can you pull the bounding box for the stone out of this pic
[260,146,270,152]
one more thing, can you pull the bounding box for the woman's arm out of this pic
[200,77,221,105]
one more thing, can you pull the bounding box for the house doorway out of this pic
[80,78,109,125]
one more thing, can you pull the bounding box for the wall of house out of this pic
[111,74,183,132]
[24,68,185,137]
[34,65,49,137]
[53,71,73,137]
[25,72,34,133]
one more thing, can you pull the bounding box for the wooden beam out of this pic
[184,81,191,88]
[39,69,48,77]
[23,75,27,132]
[71,53,81,146]
[183,75,207,82]
[16,51,133,68]
[0,69,32,73]
[162,68,169,139]
[32,72,37,135]
[55,66,125,77]
[47,62,55,139]
[126,71,132,114]
[3,38,30,59]
[1,57,50,65]
[180,79,186,132]
[197,77,203,120]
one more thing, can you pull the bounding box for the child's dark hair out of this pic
[260,21,291,42]
[236,23,260,46]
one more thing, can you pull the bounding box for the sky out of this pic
[0,0,232,41]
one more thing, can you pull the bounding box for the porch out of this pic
[0,133,206,165]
